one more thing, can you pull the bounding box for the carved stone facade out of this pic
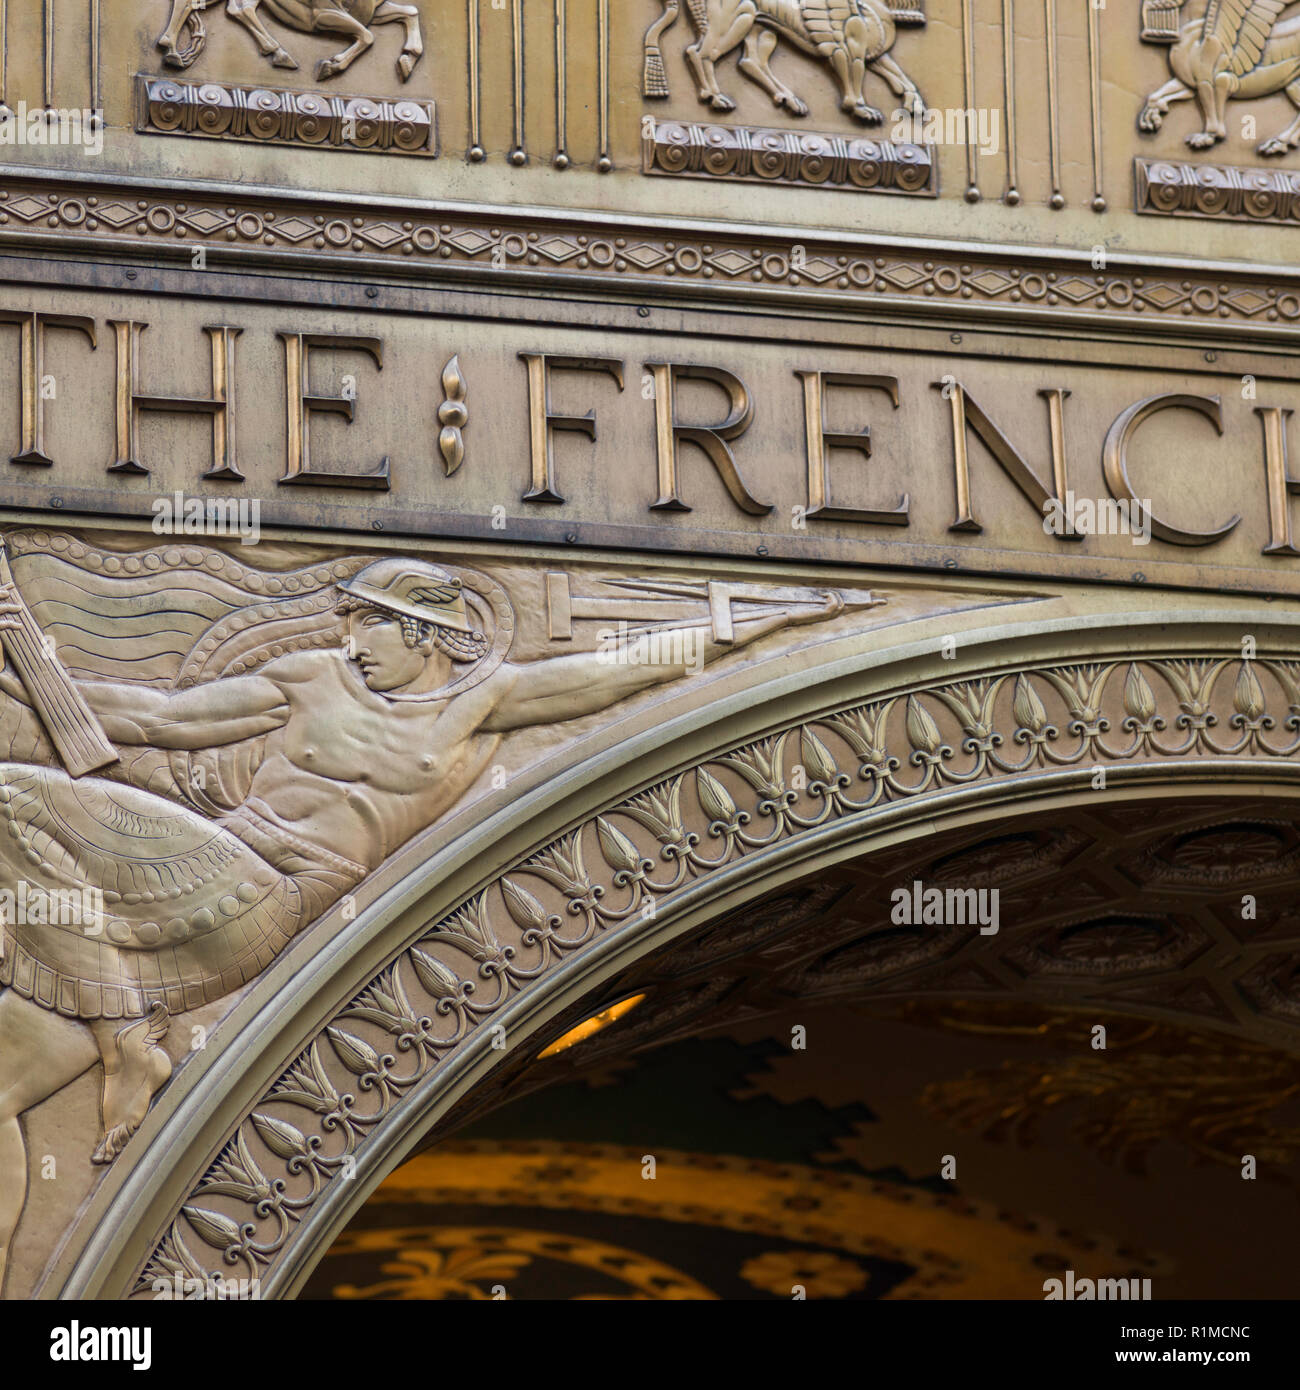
[126,654,1300,1296]
[0,0,1297,1310]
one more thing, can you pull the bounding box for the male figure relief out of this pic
[0,555,845,1289]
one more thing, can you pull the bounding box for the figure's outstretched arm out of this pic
[0,637,287,748]
[79,674,291,749]
[482,593,844,733]
[0,580,293,748]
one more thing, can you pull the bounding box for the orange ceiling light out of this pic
[537,995,647,1059]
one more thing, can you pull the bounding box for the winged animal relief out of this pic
[1140,1,1300,156]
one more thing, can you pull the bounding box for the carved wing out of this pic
[1202,0,1291,75]
[796,1,855,49]
[0,532,364,811]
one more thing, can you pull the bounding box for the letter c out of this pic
[1103,393,1239,546]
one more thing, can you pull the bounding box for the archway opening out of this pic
[300,793,1300,1300]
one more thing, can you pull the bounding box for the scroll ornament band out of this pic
[135,75,435,155]
[643,119,934,196]
[1136,159,1300,225]
[136,653,1300,1295]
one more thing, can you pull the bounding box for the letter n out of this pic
[931,381,1079,537]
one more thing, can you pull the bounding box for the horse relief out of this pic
[643,0,926,126]
[157,0,425,84]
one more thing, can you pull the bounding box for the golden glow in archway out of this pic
[537,996,647,1059]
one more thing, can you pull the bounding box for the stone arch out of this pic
[47,602,1300,1299]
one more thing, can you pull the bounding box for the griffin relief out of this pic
[1140,1,1300,156]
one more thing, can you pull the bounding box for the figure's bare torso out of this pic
[243,651,500,865]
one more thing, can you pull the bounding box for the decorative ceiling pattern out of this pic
[910,1000,1300,1190]
[303,1026,1173,1301]
[499,796,1300,1085]
[303,1139,1160,1300]
[312,993,1300,1299]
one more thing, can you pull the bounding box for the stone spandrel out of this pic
[0,525,902,1296]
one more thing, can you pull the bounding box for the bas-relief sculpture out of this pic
[1140,0,1300,155]
[642,0,926,125]
[651,0,1300,214]
[0,0,1296,214]
[0,531,865,1293]
[0,0,1278,215]
[3,0,1300,1309]
[156,0,426,84]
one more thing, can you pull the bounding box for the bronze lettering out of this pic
[1259,406,1300,557]
[798,370,908,525]
[278,332,389,490]
[1102,393,1238,547]
[519,353,625,504]
[647,362,769,516]
[933,381,1078,537]
[108,322,242,479]
[1,312,97,469]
